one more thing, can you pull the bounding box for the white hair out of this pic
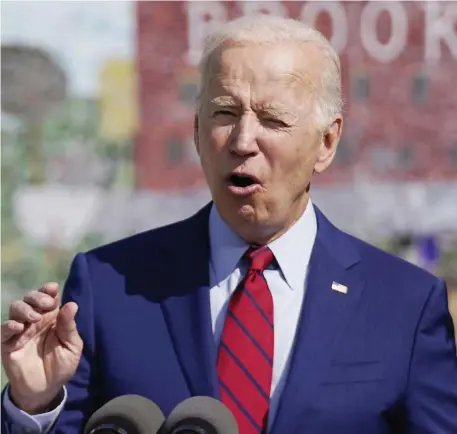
[197,14,343,131]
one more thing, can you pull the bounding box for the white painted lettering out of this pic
[300,1,347,53]
[360,1,408,63]
[186,1,227,66]
[424,2,457,63]
[242,1,286,17]
[183,1,455,66]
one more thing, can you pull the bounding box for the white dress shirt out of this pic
[209,201,317,428]
[3,201,317,433]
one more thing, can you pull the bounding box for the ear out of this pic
[193,113,200,155]
[314,116,343,173]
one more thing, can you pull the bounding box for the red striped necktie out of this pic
[217,245,275,434]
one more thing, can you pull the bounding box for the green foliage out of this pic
[1,97,133,324]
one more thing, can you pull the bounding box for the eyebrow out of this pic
[208,97,299,121]
[259,104,290,115]
[210,97,291,112]
[209,96,238,106]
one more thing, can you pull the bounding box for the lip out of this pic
[227,183,263,196]
[226,172,263,196]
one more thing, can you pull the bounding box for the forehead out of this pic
[204,42,323,106]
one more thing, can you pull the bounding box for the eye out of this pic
[214,110,237,117]
[262,118,289,128]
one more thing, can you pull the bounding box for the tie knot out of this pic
[244,245,274,272]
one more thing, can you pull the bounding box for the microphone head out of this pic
[84,394,165,434]
[163,396,238,434]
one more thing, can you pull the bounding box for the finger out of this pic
[1,320,25,343]
[3,315,57,353]
[9,300,42,323]
[38,282,60,298]
[23,290,58,312]
[56,302,82,349]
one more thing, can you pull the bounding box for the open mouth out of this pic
[228,173,259,188]
[226,173,262,196]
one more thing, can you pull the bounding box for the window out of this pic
[370,144,396,173]
[398,145,415,170]
[179,80,199,106]
[353,74,370,101]
[412,73,428,104]
[166,138,183,164]
[451,142,457,167]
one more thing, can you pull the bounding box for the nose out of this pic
[228,112,260,157]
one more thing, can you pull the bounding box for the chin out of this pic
[222,200,262,226]
[220,201,284,244]
[229,193,271,222]
[237,204,259,222]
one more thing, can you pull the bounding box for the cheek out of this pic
[266,139,317,188]
[198,127,230,180]
[200,123,232,155]
[211,125,234,151]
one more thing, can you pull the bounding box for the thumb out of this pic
[56,302,82,350]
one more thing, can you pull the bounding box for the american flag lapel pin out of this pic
[331,281,348,294]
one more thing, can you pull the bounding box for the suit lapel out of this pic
[158,202,365,426]
[160,203,220,399]
[271,207,365,434]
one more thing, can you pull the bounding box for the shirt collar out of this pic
[209,200,317,291]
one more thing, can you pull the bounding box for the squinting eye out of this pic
[263,118,288,128]
[214,110,236,117]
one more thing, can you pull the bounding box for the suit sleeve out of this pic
[405,279,457,433]
[1,253,99,434]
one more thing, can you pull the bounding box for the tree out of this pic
[1,44,67,184]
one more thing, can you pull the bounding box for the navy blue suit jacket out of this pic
[3,204,457,433]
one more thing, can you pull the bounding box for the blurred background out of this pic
[1,0,456,385]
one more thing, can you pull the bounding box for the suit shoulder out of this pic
[346,233,440,293]
[83,213,197,263]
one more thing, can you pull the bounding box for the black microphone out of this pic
[161,396,238,434]
[84,394,165,434]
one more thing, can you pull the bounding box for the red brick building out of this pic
[136,1,457,191]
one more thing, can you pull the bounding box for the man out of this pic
[2,15,457,434]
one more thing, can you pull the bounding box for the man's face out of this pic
[195,42,342,243]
